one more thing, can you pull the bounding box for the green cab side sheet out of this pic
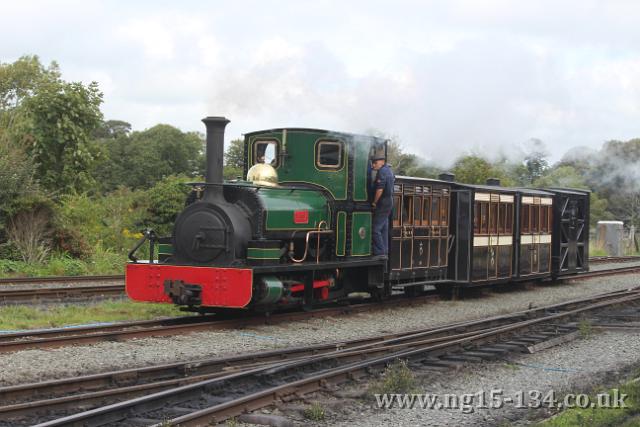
[351,212,372,256]
[259,187,330,230]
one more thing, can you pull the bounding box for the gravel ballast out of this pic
[326,330,640,426]
[0,273,638,386]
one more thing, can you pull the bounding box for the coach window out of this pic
[532,205,540,233]
[481,202,489,234]
[431,196,440,226]
[541,205,548,233]
[473,203,478,233]
[506,204,513,234]
[393,195,401,227]
[498,203,506,234]
[423,196,431,226]
[522,205,530,233]
[254,140,279,167]
[440,196,449,226]
[414,196,422,226]
[489,202,498,234]
[316,141,343,169]
[402,196,413,225]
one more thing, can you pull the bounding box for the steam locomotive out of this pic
[126,116,590,312]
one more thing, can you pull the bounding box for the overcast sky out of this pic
[4,0,640,165]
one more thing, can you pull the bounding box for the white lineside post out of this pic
[596,221,624,256]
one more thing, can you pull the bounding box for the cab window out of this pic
[316,141,343,169]
[254,140,279,167]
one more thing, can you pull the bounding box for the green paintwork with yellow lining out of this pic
[258,187,330,231]
[352,138,370,201]
[247,247,281,260]
[336,211,347,256]
[246,130,349,200]
[350,212,372,256]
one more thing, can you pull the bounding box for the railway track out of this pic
[0,275,124,305]
[588,255,640,264]
[3,286,639,426]
[0,264,637,354]
[0,256,636,305]
[0,284,124,305]
[0,275,124,285]
[0,292,439,354]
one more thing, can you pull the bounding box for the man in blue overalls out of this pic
[371,156,395,256]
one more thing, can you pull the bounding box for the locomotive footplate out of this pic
[164,279,202,306]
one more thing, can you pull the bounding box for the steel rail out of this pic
[588,255,640,264]
[0,275,124,285]
[0,284,125,304]
[20,287,640,426]
[0,293,439,354]
[3,288,635,421]
[162,290,640,427]
[0,264,637,354]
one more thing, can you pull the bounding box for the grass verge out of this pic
[0,249,124,278]
[0,300,185,330]
[536,376,640,427]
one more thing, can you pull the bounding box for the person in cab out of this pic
[370,156,395,256]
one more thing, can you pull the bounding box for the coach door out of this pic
[399,186,415,270]
[473,192,513,282]
[520,197,552,276]
[390,184,403,270]
[391,184,449,272]
[428,188,449,269]
[390,184,413,270]
[412,186,429,269]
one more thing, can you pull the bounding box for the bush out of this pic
[44,254,87,276]
[369,359,418,395]
[7,205,53,263]
[142,175,192,236]
[0,241,22,261]
[55,188,146,256]
[0,259,22,275]
[85,243,124,274]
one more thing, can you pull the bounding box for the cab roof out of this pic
[244,127,387,144]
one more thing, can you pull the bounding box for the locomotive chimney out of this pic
[202,116,230,197]
[486,178,501,186]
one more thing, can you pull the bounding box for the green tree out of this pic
[142,175,192,236]
[452,155,504,185]
[224,138,245,179]
[0,55,60,112]
[0,139,37,234]
[94,125,204,191]
[24,80,103,193]
[1,56,103,194]
[93,119,132,139]
[522,139,549,185]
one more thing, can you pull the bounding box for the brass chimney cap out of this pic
[246,163,279,187]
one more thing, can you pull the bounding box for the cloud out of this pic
[3,0,640,165]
